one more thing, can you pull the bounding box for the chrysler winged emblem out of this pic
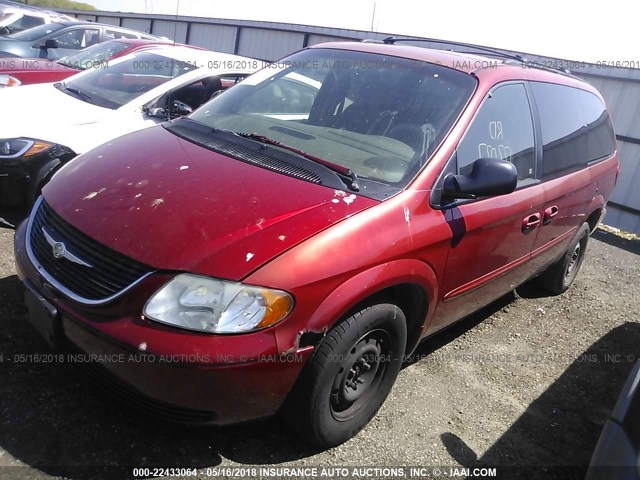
[42,228,93,268]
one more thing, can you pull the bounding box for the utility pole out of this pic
[370,1,377,32]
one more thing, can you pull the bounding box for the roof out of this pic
[310,41,589,87]
[309,41,504,74]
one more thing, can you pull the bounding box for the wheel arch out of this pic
[283,259,439,356]
[586,195,606,234]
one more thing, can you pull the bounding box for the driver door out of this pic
[427,82,545,334]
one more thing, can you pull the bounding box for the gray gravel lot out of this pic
[0,227,638,480]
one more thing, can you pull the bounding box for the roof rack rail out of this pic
[382,36,576,77]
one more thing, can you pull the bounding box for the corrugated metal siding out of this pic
[76,14,96,21]
[151,20,188,43]
[583,76,640,138]
[610,142,640,211]
[237,28,305,60]
[50,9,640,233]
[604,206,640,234]
[121,18,152,34]
[307,34,352,46]
[188,23,237,53]
[96,15,119,26]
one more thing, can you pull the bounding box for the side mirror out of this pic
[168,99,193,117]
[443,157,517,200]
[41,39,59,49]
[145,107,167,118]
[144,99,194,120]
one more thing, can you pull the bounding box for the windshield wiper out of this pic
[234,132,360,192]
[57,83,95,104]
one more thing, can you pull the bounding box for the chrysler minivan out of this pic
[14,40,619,447]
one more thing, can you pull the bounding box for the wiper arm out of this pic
[234,132,360,192]
[58,83,95,104]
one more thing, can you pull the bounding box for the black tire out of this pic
[537,222,590,295]
[283,303,407,447]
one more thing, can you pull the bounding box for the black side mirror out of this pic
[168,99,193,117]
[41,39,59,49]
[443,157,517,200]
[144,99,193,120]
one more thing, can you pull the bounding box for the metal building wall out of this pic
[56,9,640,233]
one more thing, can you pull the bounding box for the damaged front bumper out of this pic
[14,220,313,424]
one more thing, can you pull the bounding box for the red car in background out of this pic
[0,38,175,87]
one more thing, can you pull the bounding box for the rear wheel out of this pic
[537,222,590,295]
[283,303,407,447]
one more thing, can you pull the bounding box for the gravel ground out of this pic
[0,227,638,480]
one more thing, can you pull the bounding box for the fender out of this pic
[29,157,62,201]
[586,194,605,232]
[274,259,439,354]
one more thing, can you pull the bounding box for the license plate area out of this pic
[24,283,60,349]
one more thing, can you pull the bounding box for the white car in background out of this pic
[0,4,77,35]
[0,45,261,225]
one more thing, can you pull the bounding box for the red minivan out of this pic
[14,40,619,447]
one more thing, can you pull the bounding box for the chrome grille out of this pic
[28,198,153,303]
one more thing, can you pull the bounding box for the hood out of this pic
[42,125,378,280]
[0,83,109,147]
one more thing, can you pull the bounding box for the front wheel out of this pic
[537,222,591,295]
[283,303,407,447]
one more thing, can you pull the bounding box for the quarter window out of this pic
[457,83,536,185]
[531,82,616,180]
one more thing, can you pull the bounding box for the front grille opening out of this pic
[29,199,153,302]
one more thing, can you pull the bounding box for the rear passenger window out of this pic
[531,82,616,180]
[457,83,536,185]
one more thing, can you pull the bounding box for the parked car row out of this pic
[0,21,165,60]
[0,43,258,225]
[0,38,182,87]
[2,30,621,451]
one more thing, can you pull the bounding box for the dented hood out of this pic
[42,125,378,280]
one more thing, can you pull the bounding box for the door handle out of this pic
[543,205,559,225]
[522,213,541,233]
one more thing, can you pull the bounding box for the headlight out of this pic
[0,74,21,87]
[0,138,53,158]
[144,274,293,334]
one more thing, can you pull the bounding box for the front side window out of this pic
[51,28,100,50]
[188,48,476,192]
[457,83,535,185]
[57,51,197,109]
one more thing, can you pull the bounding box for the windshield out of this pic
[58,40,132,70]
[7,22,64,41]
[189,48,476,190]
[59,51,198,109]
[0,13,43,33]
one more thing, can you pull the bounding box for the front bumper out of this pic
[0,145,74,228]
[14,221,312,424]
